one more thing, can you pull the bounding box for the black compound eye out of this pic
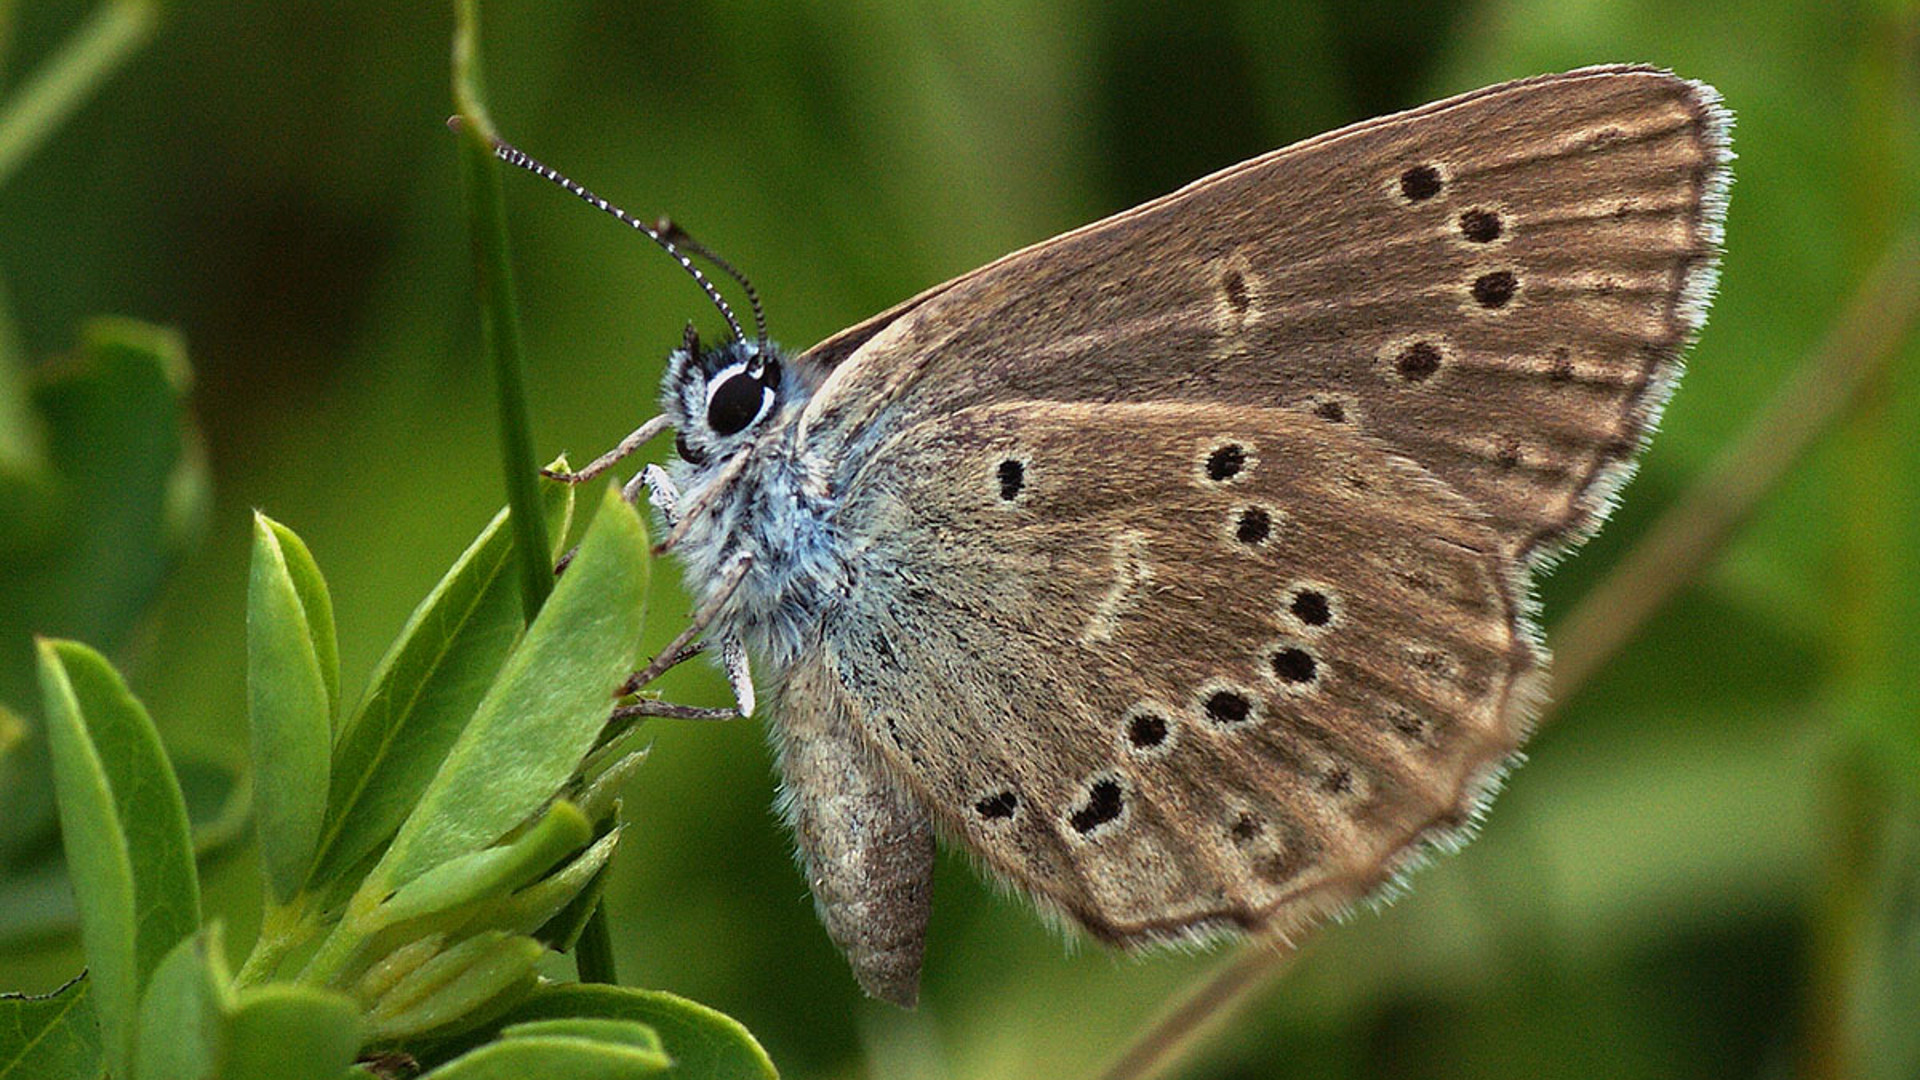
[705,372,769,437]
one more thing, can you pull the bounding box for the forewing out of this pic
[822,401,1542,942]
[798,66,1729,564]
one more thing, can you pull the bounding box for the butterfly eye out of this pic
[705,370,773,437]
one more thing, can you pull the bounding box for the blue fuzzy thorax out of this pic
[659,339,846,683]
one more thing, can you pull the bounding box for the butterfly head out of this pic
[664,331,789,468]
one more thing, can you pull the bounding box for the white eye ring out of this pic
[702,361,776,436]
[703,360,751,413]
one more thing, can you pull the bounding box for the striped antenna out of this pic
[466,122,748,347]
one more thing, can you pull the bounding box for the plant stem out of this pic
[575,903,617,984]
[235,895,315,988]
[1548,229,1920,707]
[0,0,156,191]
[452,0,552,621]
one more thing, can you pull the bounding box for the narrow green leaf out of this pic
[219,984,362,1080]
[309,480,572,893]
[247,512,333,902]
[494,984,777,1080]
[0,977,101,1080]
[422,1036,671,1080]
[262,517,339,723]
[499,1018,665,1054]
[36,639,199,1080]
[364,931,543,1042]
[324,812,613,998]
[372,489,648,893]
[2,317,202,705]
[0,752,245,950]
[134,929,228,1080]
[373,801,592,927]
[480,825,621,944]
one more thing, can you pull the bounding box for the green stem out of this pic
[235,895,317,988]
[0,0,19,86]
[575,902,617,984]
[0,0,157,191]
[452,0,552,621]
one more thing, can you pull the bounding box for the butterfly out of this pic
[502,64,1729,1006]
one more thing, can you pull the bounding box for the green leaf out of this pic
[370,488,648,894]
[0,317,205,730]
[263,517,339,725]
[134,929,228,1080]
[219,983,362,1080]
[133,927,363,1080]
[0,977,101,1080]
[36,639,199,1080]
[247,512,334,903]
[523,830,621,952]
[374,801,592,928]
[0,752,244,949]
[499,1017,666,1054]
[493,984,777,1080]
[309,479,575,894]
[363,931,544,1042]
[423,1038,670,1080]
[479,824,621,947]
[333,811,616,997]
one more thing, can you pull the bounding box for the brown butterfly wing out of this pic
[796,65,1729,564]
[813,401,1539,941]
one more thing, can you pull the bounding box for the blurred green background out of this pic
[2,1,1916,1078]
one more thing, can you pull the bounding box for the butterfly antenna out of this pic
[655,216,770,361]
[473,127,748,346]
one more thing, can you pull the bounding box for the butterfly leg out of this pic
[721,635,756,717]
[776,664,935,1008]
[557,463,677,573]
[631,463,679,519]
[610,551,755,720]
[541,413,673,486]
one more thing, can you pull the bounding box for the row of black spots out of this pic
[1204,688,1253,725]
[1396,162,1508,240]
[1290,587,1334,629]
[1069,776,1127,836]
[1223,808,1305,886]
[1271,644,1319,686]
[975,790,1019,820]
[1234,506,1272,546]
[1124,685,1256,757]
[1127,707,1170,751]
[1393,165,1519,312]
[1221,267,1252,315]
[997,458,1025,500]
[1309,395,1351,424]
[1206,443,1247,482]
